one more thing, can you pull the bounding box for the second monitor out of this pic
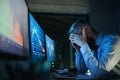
[45,35,55,62]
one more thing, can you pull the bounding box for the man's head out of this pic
[68,20,97,37]
[68,20,98,49]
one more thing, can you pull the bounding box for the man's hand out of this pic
[55,68,68,74]
[69,28,87,47]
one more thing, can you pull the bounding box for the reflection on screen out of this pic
[45,35,55,61]
[29,13,46,60]
[0,0,29,57]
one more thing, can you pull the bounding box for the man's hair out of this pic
[68,19,97,35]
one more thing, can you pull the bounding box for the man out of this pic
[68,20,120,79]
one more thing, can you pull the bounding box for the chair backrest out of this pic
[112,60,120,75]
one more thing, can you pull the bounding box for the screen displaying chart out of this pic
[45,35,55,61]
[29,13,46,60]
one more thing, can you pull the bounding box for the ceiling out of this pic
[26,0,89,41]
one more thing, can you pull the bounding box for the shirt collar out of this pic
[95,33,104,46]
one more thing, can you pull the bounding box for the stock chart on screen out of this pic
[29,13,46,61]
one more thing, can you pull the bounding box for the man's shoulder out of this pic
[103,34,119,41]
[102,34,119,46]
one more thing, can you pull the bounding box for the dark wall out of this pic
[89,0,120,35]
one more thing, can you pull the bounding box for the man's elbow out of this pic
[90,68,108,79]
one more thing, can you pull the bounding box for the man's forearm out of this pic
[75,52,87,74]
[80,44,107,78]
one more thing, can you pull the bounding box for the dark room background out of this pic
[28,0,120,69]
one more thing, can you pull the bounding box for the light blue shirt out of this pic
[75,33,120,78]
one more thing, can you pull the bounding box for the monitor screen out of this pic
[0,0,29,57]
[45,35,55,61]
[29,13,46,61]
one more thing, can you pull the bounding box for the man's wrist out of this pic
[80,43,90,55]
[80,43,87,48]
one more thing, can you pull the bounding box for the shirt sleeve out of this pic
[75,51,88,74]
[80,42,118,78]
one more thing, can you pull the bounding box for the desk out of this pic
[51,72,92,80]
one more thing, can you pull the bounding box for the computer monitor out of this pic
[45,35,55,62]
[29,13,46,61]
[0,0,29,57]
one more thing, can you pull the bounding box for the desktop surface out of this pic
[51,72,92,79]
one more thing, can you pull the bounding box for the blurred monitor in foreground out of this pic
[0,0,29,58]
